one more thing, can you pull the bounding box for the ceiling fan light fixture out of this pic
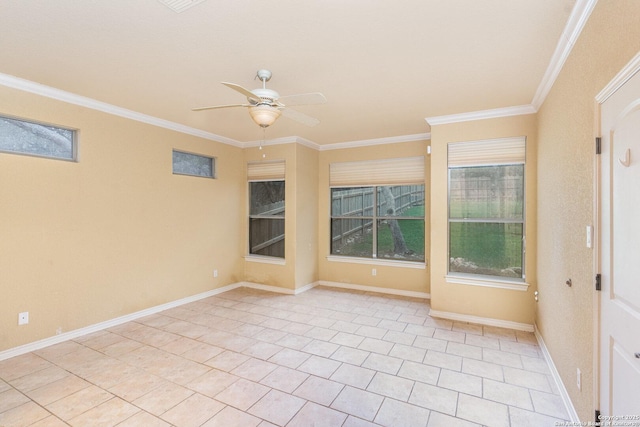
[249,105,281,128]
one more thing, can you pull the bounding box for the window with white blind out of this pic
[448,137,526,280]
[248,160,285,259]
[330,157,425,263]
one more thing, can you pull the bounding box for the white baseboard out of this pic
[428,309,534,332]
[0,282,243,362]
[534,324,580,423]
[318,280,430,299]
[241,281,319,295]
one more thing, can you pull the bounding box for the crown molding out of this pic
[595,50,640,104]
[425,104,536,126]
[531,0,599,109]
[243,136,320,150]
[319,133,431,151]
[0,72,243,147]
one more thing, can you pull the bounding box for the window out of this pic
[0,115,76,160]
[172,150,215,178]
[248,161,285,258]
[448,137,526,280]
[329,157,425,263]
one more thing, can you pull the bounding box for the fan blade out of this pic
[277,92,326,107]
[222,82,260,102]
[192,104,251,111]
[279,107,320,127]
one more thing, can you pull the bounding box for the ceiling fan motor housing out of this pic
[251,88,279,106]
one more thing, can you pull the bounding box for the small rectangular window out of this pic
[172,150,215,178]
[0,115,76,160]
[249,180,285,258]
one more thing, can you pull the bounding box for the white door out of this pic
[600,67,640,416]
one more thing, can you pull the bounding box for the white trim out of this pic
[429,309,534,332]
[595,50,640,104]
[244,255,286,265]
[319,280,430,299]
[425,105,536,126]
[532,0,599,109]
[319,133,431,151]
[535,324,581,423]
[445,275,529,291]
[0,72,242,147]
[241,281,319,296]
[327,256,426,270]
[0,283,243,362]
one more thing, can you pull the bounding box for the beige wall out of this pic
[429,115,538,325]
[536,0,640,420]
[0,86,245,351]
[317,140,430,295]
[295,144,319,289]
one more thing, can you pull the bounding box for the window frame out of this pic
[0,114,78,161]
[446,138,528,289]
[329,184,425,264]
[172,149,215,179]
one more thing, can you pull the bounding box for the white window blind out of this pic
[247,160,285,181]
[448,137,526,168]
[330,156,424,187]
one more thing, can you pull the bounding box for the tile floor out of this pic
[0,286,570,427]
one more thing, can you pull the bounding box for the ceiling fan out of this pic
[193,69,326,128]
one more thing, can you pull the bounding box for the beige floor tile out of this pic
[30,415,70,427]
[287,401,348,427]
[274,334,313,350]
[483,378,533,410]
[342,415,379,426]
[456,393,510,427]
[267,348,310,369]
[404,324,436,337]
[520,354,552,374]
[499,340,541,357]
[298,355,341,378]
[408,381,458,415]
[445,342,483,360]
[330,332,366,348]
[530,389,570,419]
[0,401,51,427]
[464,333,500,349]
[330,364,376,389]
[248,389,306,426]
[242,341,283,360]
[357,337,395,355]
[133,382,194,415]
[389,343,426,362]
[231,358,278,381]
[331,385,384,421]
[330,346,370,365]
[116,410,171,427]
[461,358,504,382]
[186,369,238,398]
[452,322,484,336]
[27,374,91,406]
[293,375,344,406]
[330,320,361,334]
[46,384,114,420]
[483,326,517,341]
[34,341,85,362]
[397,360,440,385]
[68,397,139,427]
[509,406,568,427]
[214,378,270,411]
[437,369,482,397]
[378,319,408,332]
[367,372,414,401]
[0,353,52,382]
[362,353,403,375]
[413,336,448,352]
[482,348,523,369]
[301,339,340,357]
[0,388,31,413]
[161,393,225,427]
[108,370,166,401]
[423,350,462,371]
[374,397,431,427]
[181,342,224,363]
[383,330,417,345]
[356,325,388,339]
[76,331,126,351]
[503,366,552,392]
[427,411,481,427]
[259,366,309,393]
[200,406,261,427]
[204,350,250,371]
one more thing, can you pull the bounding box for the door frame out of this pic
[593,50,640,417]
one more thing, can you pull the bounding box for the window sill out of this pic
[245,255,286,266]
[445,275,529,291]
[327,255,426,269]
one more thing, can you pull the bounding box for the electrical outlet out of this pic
[372,268,377,276]
[577,368,581,391]
[18,312,29,325]
[213,269,218,278]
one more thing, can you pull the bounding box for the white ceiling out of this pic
[0,0,578,146]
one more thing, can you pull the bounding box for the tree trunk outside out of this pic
[380,186,408,254]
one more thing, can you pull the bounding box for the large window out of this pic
[248,161,285,258]
[329,156,425,263]
[0,115,76,160]
[448,137,525,280]
[331,185,425,261]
